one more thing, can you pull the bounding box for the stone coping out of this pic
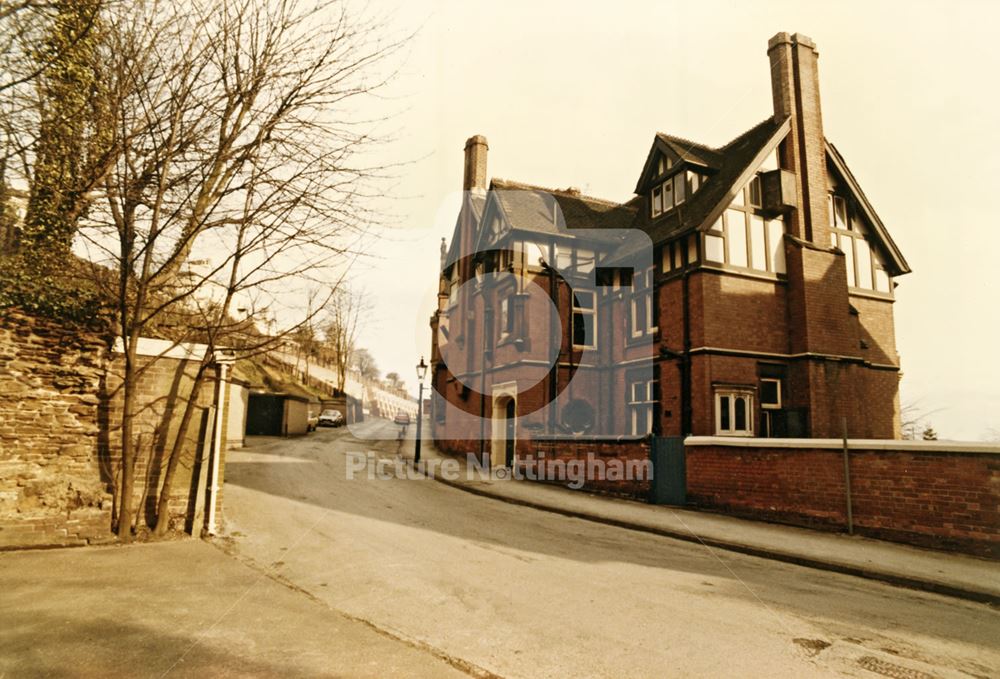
[684,436,1000,455]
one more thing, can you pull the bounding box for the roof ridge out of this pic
[655,131,716,152]
[718,115,783,150]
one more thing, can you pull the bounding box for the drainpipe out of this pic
[207,357,232,535]
[681,270,692,435]
[547,262,559,434]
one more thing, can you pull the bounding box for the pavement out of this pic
[410,428,1000,606]
[0,539,471,678]
[3,423,996,679]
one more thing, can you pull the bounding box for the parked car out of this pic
[306,410,319,432]
[318,409,344,427]
[393,411,410,426]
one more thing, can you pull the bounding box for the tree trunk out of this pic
[117,360,137,542]
[153,358,210,535]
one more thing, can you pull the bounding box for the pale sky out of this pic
[352,0,1000,440]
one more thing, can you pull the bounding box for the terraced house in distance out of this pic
[430,32,910,470]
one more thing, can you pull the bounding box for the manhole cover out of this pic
[857,655,938,679]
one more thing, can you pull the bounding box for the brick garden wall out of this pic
[0,309,113,548]
[521,437,652,499]
[685,438,1000,557]
[102,354,223,533]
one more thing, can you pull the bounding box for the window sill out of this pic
[698,264,786,283]
[847,288,894,302]
[625,332,657,348]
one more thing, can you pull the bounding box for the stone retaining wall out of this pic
[0,310,113,547]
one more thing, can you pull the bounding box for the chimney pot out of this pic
[767,31,830,245]
[463,135,489,192]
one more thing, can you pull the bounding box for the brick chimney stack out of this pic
[463,135,488,192]
[768,32,830,246]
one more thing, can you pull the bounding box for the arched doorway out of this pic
[491,385,517,468]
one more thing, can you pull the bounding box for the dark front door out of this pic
[246,394,284,436]
[504,399,516,467]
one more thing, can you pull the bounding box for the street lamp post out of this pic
[415,357,428,464]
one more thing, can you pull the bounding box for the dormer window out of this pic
[663,177,674,209]
[650,170,704,218]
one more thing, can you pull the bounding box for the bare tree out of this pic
[900,397,942,441]
[65,0,401,539]
[322,286,367,393]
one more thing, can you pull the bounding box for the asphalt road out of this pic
[221,420,1000,679]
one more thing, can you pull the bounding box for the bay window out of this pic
[703,179,786,275]
[715,389,754,436]
[828,192,892,295]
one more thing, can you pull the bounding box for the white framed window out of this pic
[628,267,657,337]
[628,379,656,435]
[708,204,786,275]
[521,240,548,270]
[830,194,848,229]
[855,238,873,289]
[499,296,513,337]
[447,267,459,306]
[768,219,786,274]
[555,244,596,275]
[651,186,663,217]
[555,244,573,271]
[748,175,762,207]
[874,265,891,293]
[750,214,767,271]
[629,297,644,338]
[726,209,748,268]
[572,290,596,348]
[760,379,781,409]
[687,171,702,196]
[829,195,890,294]
[715,390,754,436]
[759,379,781,438]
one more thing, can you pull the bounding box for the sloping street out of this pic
[218,422,1000,679]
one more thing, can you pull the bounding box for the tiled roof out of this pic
[489,179,636,244]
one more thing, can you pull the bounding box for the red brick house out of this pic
[430,32,910,466]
